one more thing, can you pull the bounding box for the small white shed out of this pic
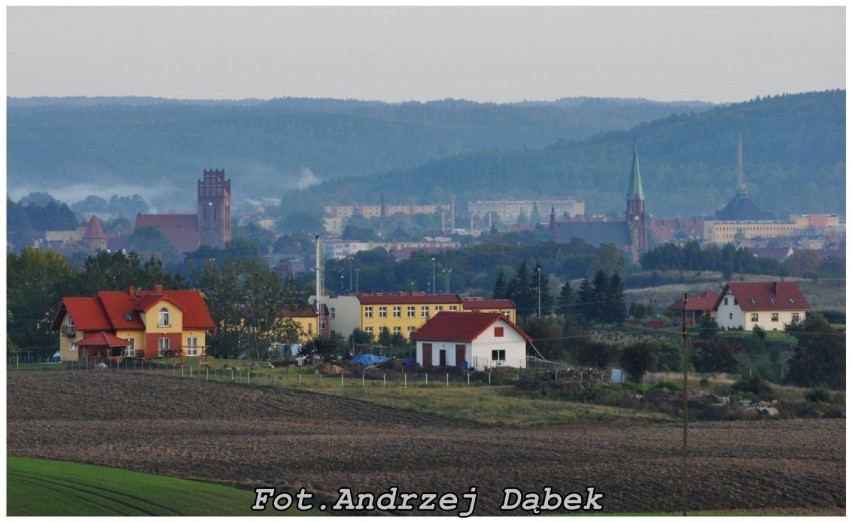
[410,311,530,370]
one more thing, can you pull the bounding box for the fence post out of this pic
[446,373,449,387]
[320,374,323,387]
[362,374,365,388]
[467,373,470,387]
[384,374,386,387]
[404,373,407,388]
[425,373,428,386]
[488,372,491,385]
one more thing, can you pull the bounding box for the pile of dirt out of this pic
[317,364,347,375]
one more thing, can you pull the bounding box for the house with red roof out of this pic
[51,285,215,363]
[666,290,719,325]
[410,311,531,369]
[713,281,809,332]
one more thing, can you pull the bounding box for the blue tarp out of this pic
[351,354,390,365]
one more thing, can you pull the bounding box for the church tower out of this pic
[625,144,647,263]
[197,169,231,249]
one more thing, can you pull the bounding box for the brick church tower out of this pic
[197,169,231,248]
[625,144,647,264]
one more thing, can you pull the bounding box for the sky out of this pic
[5,5,846,104]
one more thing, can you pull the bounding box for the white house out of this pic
[713,281,810,331]
[410,311,531,370]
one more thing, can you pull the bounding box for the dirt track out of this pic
[7,371,845,516]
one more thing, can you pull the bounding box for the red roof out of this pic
[75,331,132,347]
[358,293,463,306]
[410,311,531,343]
[667,291,719,312]
[53,286,215,332]
[51,297,112,331]
[462,298,515,311]
[82,215,108,240]
[715,281,810,312]
[134,214,200,253]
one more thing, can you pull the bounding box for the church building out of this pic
[135,169,232,252]
[550,145,647,263]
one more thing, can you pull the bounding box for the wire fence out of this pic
[8,356,613,390]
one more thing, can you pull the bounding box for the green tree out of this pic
[7,248,73,354]
[602,272,626,324]
[492,269,508,299]
[507,259,535,319]
[784,314,845,389]
[523,316,564,360]
[192,258,291,359]
[691,338,741,373]
[620,343,657,382]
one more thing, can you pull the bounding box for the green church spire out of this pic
[627,143,644,200]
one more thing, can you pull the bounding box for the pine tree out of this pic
[603,271,627,324]
[492,269,508,299]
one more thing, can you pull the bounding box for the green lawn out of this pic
[7,456,320,516]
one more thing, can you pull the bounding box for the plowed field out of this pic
[7,371,845,516]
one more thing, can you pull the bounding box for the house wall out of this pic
[416,341,470,368]
[716,291,746,330]
[58,315,81,362]
[361,301,462,341]
[715,289,806,331]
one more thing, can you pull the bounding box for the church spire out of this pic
[626,142,644,200]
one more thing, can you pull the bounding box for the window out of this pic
[330,307,336,319]
[379,306,387,318]
[494,326,504,337]
[421,306,430,318]
[435,306,443,312]
[380,326,388,334]
[158,307,170,327]
[491,349,506,361]
[407,306,416,317]
[364,306,373,318]
[729,313,733,320]
[158,337,170,357]
[792,313,800,323]
[307,323,313,335]
[724,297,728,306]
[186,337,199,357]
[124,338,135,358]
[449,306,458,311]
[408,326,416,335]
[751,313,759,322]
[365,327,373,336]
[393,306,401,318]
[771,313,779,322]
[393,326,402,335]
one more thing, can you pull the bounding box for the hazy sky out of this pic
[6,5,846,104]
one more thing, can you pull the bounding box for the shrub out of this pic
[731,375,773,397]
[805,388,831,403]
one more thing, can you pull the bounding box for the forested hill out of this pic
[7,96,709,210]
[282,90,844,218]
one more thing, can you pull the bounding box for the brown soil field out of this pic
[7,371,845,516]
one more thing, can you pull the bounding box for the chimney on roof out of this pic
[154,284,164,294]
[128,286,135,297]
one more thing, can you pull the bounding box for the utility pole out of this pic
[681,292,689,516]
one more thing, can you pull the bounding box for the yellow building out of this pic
[51,285,215,362]
[321,293,517,341]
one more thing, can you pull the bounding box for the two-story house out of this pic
[51,285,215,363]
[713,281,809,331]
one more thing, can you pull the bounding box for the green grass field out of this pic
[7,456,320,516]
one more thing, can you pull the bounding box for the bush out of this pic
[805,388,831,403]
[731,375,773,397]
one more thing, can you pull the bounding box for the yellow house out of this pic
[279,304,330,343]
[51,285,215,362]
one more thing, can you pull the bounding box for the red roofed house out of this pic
[411,311,531,370]
[713,281,809,332]
[51,285,216,363]
[666,290,719,325]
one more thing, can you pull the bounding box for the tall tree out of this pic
[602,272,627,324]
[492,269,508,299]
[7,248,73,353]
[507,259,535,319]
[784,313,845,389]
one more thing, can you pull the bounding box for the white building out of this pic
[713,281,810,331]
[410,311,530,370]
